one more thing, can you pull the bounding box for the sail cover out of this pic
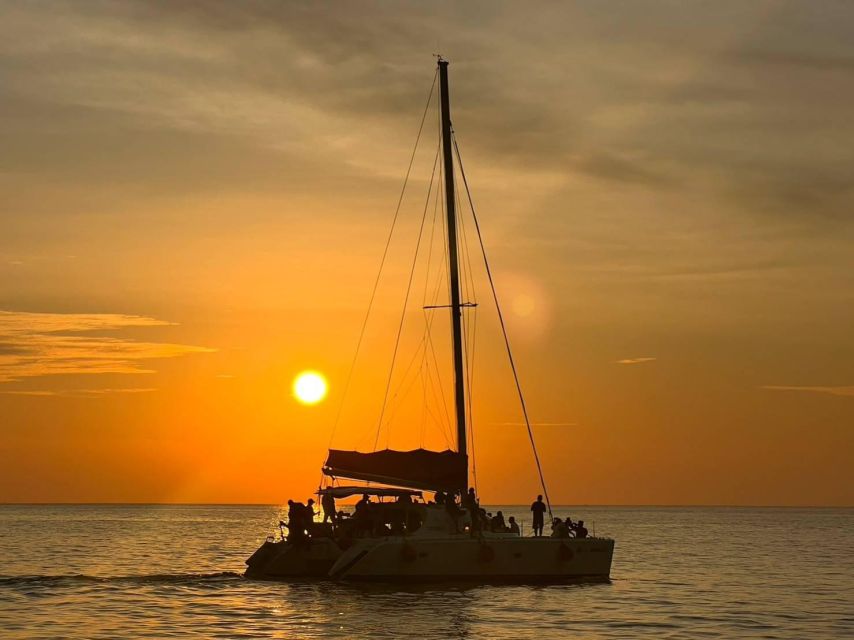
[324,449,467,493]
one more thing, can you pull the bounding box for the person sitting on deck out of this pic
[355,494,370,512]
[491,511,506,532]
[478,508,489,532]
[574,520,589,538]
[551,517,569,538]
[563,515,575,536]
[389,509,405,535]
[508,516,520,535]
[352,498,372,536]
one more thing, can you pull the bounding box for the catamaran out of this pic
[246,58,615,582]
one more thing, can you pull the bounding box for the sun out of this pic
[292,371,328,405]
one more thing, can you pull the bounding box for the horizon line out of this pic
[1,502,851,508]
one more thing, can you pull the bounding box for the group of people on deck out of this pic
[280,489,587,542]
[280,498,318,542]
[445,487,521,535]
[530,494,588,538]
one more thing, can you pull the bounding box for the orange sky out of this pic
[1,2,853,505]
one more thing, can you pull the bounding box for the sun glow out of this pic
[292,371,328,405]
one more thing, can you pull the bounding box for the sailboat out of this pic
[245,58,615,582]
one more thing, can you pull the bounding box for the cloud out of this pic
[761,385,854,398]
[1,388,156,398]
[575,152,673,188]
[616,357,656,365]
[4,0,854,224]
[730,49,854,73]
[491,422,578,427]
[0,310,213,383]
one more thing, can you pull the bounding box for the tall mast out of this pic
[438,58,468,476]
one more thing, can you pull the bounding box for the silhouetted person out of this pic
[531,494,546,537]
[551,517,569,538]
[575,520,588,538]
[464,487,478,511]
[294,499,316,538]
[508,516,520,535]
[353,495,371,535]
[464,487,480,534]
[434,491,446,505]
[355,494,370,512]
[445,493,461,533]
[389,509,405,535]
[491,510,506,532]
[321,492,337,525]
[288,500,307,543]
[562,515,575,536]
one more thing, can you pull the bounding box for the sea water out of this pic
[1,505,851,638]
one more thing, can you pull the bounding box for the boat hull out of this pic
[328,536,614,583]
[245,538,344,579]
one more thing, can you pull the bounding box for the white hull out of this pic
[329,534,614,582]
[246,505,614,583]
[245,538,342,579]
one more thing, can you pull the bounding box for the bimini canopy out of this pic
[324,449,467,493]
[317,486,422,499]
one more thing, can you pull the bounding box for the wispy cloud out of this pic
[5,0,854,223]
[616,357,656,365]
[761,385,854,397]
[491,422,578,427]
[1,388,156,398]
[0,310,213,383]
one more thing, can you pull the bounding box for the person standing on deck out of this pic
[464,487,480,534]
[303,498,317,534]
[287,500,306,543]
[321,492,336,525]
[531,494,546,537]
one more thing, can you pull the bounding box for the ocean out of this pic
[1,505,851,638]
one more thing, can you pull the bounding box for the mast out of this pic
[438,58,468,480]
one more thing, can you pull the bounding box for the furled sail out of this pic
[323,449,467,493]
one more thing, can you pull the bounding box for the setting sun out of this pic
[292,371,328,405]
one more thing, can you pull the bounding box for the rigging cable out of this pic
[455,157,479,495]
[325,68,438,458]
[373,138,442,451]
[423,143,455,445]
[419,117,446,448]
[452,133,554,517]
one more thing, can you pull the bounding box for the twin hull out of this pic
[246,535,614,582]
